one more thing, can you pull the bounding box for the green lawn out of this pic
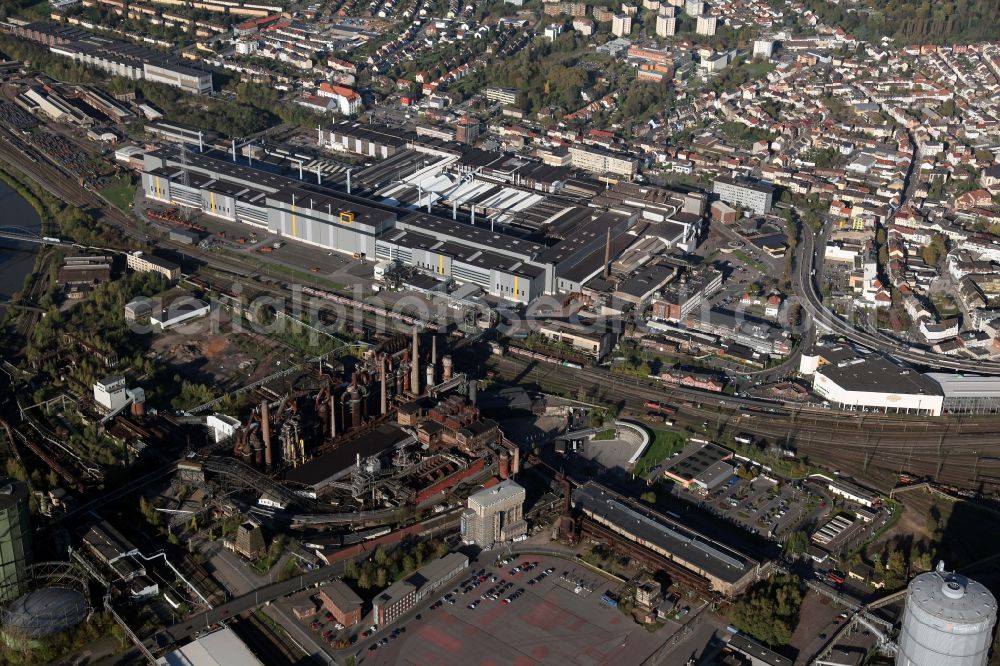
[634,429,687,476]
[99,177,135,212]
[592,428,617,441]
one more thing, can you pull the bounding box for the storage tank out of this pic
[897,564,997,666]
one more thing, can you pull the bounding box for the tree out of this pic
[375,567,388,588]
[357,570,371,589]
[639,491,656,504]
[729,574,803,646]
[882,547,908,590]
[783,530,810,555]
[344,559,358,579]
[922,234,947,266]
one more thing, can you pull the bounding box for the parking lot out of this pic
[680,474,829,540]
[356,554,678,665]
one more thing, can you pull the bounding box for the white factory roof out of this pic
[156,627,264,666]
[925,373,1000,398]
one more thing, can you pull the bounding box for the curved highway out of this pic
[793,197,1000,374]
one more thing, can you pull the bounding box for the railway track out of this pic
[484,355,1000,491]
[4,124,998,493]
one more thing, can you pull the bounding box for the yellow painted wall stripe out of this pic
[514,276,519,300]
[291,204,297,237]
[438,255,443,274]
[210,191,215,211]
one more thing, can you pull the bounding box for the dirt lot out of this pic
[788,591,850,665]
[871,488,1000,568]
[148,319,284,391]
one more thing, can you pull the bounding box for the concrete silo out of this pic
[0,479,32,604]
[897,564,997,666]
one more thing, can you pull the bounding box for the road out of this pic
[788,128,1000,374]
[208,548,335,665]
[156,558,351,647]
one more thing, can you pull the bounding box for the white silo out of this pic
[897,563,997,666]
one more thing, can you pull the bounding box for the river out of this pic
[0,178,42,305]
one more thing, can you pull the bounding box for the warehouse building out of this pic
[140,148,662,303]
[811,474,880,508]
[662,442,735,491]
[811,355,943,416]
[572,482,760,596]
[925,373,1000,414]
[82,520,144,582]
[157,627,263,666]
[375,215,549,304]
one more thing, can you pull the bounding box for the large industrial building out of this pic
[800,342,944,415]
[0,480,32,604]
[923,373,1000,414]
[802,340,1000,415]
[572,482,760,596]
[139,141,703,304]
[897,565,997,666]
[157,627,264,666]
[460,480,527,549]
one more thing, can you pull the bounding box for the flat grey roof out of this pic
[728,634,793,666]
[714,175,774,195]
[925,373,1000,399]
[572,482,755,585]
[401,214,544,257]
[664,442,733,483]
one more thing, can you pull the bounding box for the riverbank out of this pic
[0,171,44,303]
[0,164,47,224]
[0,161,52,348]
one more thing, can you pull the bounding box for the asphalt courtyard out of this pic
[358,555,673,666]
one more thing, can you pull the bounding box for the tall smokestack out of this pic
[431,334,437,367]
[603,227,611,279]
[411,327,420,395]
[261,401,272,470]
[380,356,387,415]
[329,392,337,438]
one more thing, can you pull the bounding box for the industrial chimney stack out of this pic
[410,327,421,395]
[261,401,272,470]
[380,355,388,415]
